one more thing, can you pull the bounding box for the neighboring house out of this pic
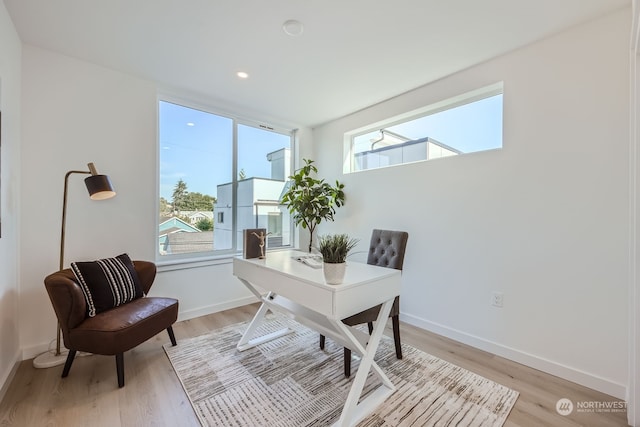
[159,216,200,234]
[214,148,292,250]
[186,211,214,225]
[163,231,214,255]
[158,216,202,255]
[355,136,460,171]
[163,211,214,226]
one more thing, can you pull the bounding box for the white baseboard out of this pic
[21,295,260,361]
[22,340,56,361]
[177,295,258,322]
[22,299,624,400]
[0,349,21,403]
[400,312,627,400]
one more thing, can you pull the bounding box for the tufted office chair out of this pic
[320,229,409,377]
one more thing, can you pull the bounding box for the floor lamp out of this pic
[32,162,116,369]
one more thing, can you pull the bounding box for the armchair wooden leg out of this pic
[61,349,77,378]
[167,326,177,346]
[392,315,402,359]
[116,353,125,388]
[319,334,325,349]
[344,347,351,378]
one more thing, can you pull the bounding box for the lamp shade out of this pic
[84,174,116,200]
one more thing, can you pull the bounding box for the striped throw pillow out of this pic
[71,253,144,317]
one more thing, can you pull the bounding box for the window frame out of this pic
[343,82,504,174]
[156,94,296,269]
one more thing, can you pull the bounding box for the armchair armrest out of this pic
[133,260,156,295]
[44,270,88,334]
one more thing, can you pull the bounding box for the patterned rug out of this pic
[164,314,519,426]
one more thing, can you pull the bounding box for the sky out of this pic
[160,93,503,201]
[159,101,290,201]
[353,94,503,155]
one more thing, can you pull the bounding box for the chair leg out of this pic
[116,353,125,388]
[344,347,351,378]
[61,349,77,378]
[392,315,402,359]
[167,326,177,346]
[319,334,325,349]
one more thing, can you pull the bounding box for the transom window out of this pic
[158,99,294,262]
[345,83,503,173]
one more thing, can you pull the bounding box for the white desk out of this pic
[233,250,401,427]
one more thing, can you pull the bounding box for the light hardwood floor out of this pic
[0,303,629,426]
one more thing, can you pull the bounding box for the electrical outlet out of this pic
[491,291,504,308]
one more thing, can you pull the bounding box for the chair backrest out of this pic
[366,229,409,270]
[44,260,157,334]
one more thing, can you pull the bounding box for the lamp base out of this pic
[32,349,69,369]
[32,349,92,369]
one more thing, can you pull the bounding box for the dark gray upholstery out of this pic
[342,229,408,324]
[366,229,409,270]
[320,229,408,377]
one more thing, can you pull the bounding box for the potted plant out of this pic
[318,234,359,284]
[280,159,345,252]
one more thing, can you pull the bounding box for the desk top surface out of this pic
[233,249,400,291]
[234,249,401,318]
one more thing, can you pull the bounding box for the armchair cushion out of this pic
[68,296,178,354]
[71,253,143,317]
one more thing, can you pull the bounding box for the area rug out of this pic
[164,314,518,426]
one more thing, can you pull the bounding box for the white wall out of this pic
[628,3,640,424]
[0,1,22,400]
[18,44,310,360]
[19,45,158,356]
[10,1,632,403]
[313,8,631,398]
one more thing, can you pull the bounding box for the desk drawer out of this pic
[235,260,335,316]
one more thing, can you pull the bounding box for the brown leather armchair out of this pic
[320,229,408,377]
[44,260,178,388]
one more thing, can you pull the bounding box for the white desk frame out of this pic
[233,250,402,427]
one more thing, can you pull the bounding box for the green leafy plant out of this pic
[280,159,345,252]
[318,234,359,264]
[195,218,213,231]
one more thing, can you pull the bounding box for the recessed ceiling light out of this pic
[283,20,304,37]
[237,71,249,79]
[186,122,195,127]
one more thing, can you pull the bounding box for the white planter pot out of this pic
[323,262,346,285]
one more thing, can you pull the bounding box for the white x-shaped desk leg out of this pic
[236,277,397,426]
[236,280,294,351]
[331,298,395,427]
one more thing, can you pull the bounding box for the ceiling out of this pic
[3,0,630,128]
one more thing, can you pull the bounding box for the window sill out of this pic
[156,253,236,272]
[155,246,295,272]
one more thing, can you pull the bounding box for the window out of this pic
[345,83,503,173]
[158,100,293,260]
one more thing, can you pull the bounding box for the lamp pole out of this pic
[33,162,115,368]
[60,169,91,271]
